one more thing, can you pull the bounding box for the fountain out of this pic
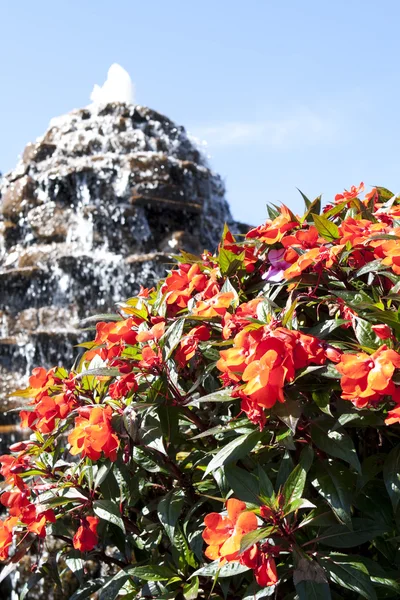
[0,66,245,444]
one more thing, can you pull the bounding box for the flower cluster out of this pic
[1,183,400,598]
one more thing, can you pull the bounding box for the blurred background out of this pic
[2,0,400,225]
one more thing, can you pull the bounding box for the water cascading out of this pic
[0,66,245,451]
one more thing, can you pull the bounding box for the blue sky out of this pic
[1,1,400,225]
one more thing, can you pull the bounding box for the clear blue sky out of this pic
[1,1,400,225]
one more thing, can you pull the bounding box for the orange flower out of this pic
[203,499,258,563]
[246,206,298,244]
[378,239,400,275]
[95,318,139,347]
[283,247,321,279]
[0,516,19,560]
[137,321,165,343]
[281,226,322,251]
[335,182,364,203]
[192,292,234,318]
[108,373,138,399]
[175,325,211,367]
[68,406,119,462]
[161,263,208,312]
[339,217,387,247]
[21,504,56,538]
[1,488,30,517]
[73,516,99,552]
[336,345,400,407]
[385,405,400,425]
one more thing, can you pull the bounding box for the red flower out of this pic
[335,182,364,203]
[336,345,400,407]
[68,406,119,461]
[73,516,99,552]
[137,321,165,343]
[372,324,392,340]
[109,373,138,399]
[175,325,211,367]
[0,517,18,560]
[202,499,258,563]
[241,545,278,587]
[192,292,234,319]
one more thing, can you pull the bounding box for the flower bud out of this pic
[260,505,274,521]
[9,442,30,453]
[372,324,392,339]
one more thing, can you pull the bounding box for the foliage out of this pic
[2,181,400,598]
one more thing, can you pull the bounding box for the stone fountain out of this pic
[0,68,244,444]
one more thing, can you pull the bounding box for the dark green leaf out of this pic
[157,490,185,543]
[312,390,332,416]
[283,464,307,508]
[93,499,125,533]
[204,431,261,477]
[273,397,303,433]
[191,560,250,578]
[318,554,377,600]
[311,423,361,473]
[311,462,353,526]
[383,445,400,512]
[126,564,176,581]
[317,518,386,548]
[69,579,107,600]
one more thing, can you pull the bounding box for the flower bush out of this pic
[2,183,400,598]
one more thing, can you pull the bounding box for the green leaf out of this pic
[318,554,377,600]
[93,499,125,533]
[187,388,235,405]
[240,527,274,553]
[383,445,400,513]
[65,553,85,585]
[99,570,131,600]
[157,490,185,543]
[283,464,307,508]
[276,450,294,490]
[312,390,332,416]
[20,573,45,600]
[311,423,361,474]
[353,259,384,278]
[69,579,107,600]
[311,462,353,527]
[273,397,303,433]
[76,367,120,378]
[94,462,113,490]
[293,557,331,600]
[243,581,276,598]
[163,318,185,360]
[191,560,250,578]
[183,577,199,600]
[317,518,386,548]
[204,431,261,477]
[297,188,312,209]
[219,248,245,276]
[354,318,378,349]
[126,565,176,581]
[302,195,322,223]
[311,214,340,241]
[225,465,273,506]
[305,320,348,339]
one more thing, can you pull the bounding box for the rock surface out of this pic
[0,101,245,441]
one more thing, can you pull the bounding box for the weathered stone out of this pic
[27,202,71,242]
[1,175,36,219]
